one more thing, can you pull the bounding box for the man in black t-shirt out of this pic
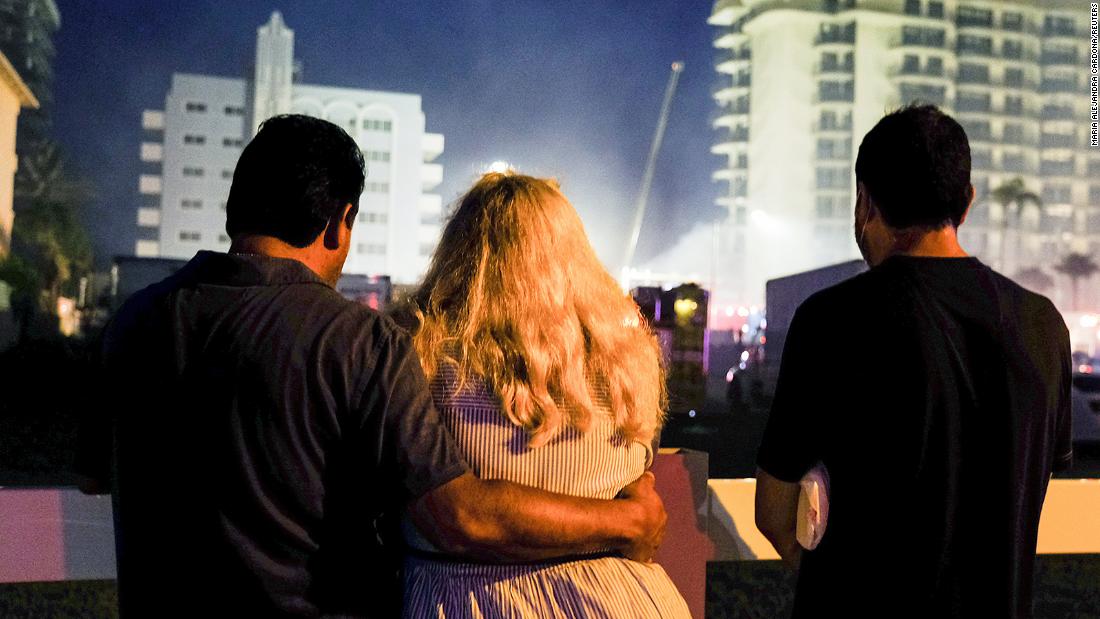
[755,105,1072,618]
[77,115,666,617]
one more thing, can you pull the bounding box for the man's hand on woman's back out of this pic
[616,472,668,563]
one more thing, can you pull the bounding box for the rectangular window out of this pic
[363,151,391,163]
[927,1,943,18]
[904,0,920,16]
[956,6,992,28]
[1003,40,1023,60]
[419,243,436,256]
[180,199,203,209]
[222,137,244,148]
[357,243,386,255]
[358,212,389,224]
[182,166,204,177]
[183,134,206,145]
[222,169,233,180]
[179,231,201,242]
[1005,95,1025,115]
[1002,12,1023,31]
[926,56,944,76]
[816,196,834,219]
[957,35,993,56]
[1003,124,1025,144]
[185,102,207,113]
[1090,186,1100,205]
[224,106,246,116]
[364,182,390,193]
[1004,68,1024,88]
[957,63,989,83]
[902,54,919,73]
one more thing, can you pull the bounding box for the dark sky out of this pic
[52,0,721,269]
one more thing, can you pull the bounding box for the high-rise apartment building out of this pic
[708,0,1095,307]
[138,12,445,284]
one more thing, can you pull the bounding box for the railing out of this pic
[1040,134,1078,149]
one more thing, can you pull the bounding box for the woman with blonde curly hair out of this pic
[399,171,689,618]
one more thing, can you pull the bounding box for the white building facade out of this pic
[707,0,1097,307]
[137,12,444,284]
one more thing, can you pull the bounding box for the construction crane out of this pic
[620,61,685,289]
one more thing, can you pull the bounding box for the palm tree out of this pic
[1053,253,1099,311]
[1013,267,1055,294]
[990,177,1042,272]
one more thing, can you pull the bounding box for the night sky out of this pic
[51,0,721,270]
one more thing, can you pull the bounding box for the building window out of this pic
[223,137,244,148]
[224,106,246,116]
[1041,183,1072,204]
[419,243,435,256]
[182,166,204,177]
[179,231,201,242]
[185,102,207,113]
[364,119,392,132]
[816,195,834,219]
[1003,123,1025,144]
[222,169,233,180]
[1003,39,1023,60]
[218,234,230,244]
[902,54,919,73]
[956,6,992,28]
[1002,153,1028,174]
[1005,95,1025,115]
[902,26,945,48]
[1090,185,1100,205]
[1089,159,1100,176]
[815,167,849,189]
[220,201,228,210]
[971,149,993,169]
[927,1,943,18]
[359,212,388,224]
[904,0,920,16]
[363,150,391,163]
[956,92,991,113]
[926,56,944,76]
[183,134,206,145]
[358,243,386,255]
[181,199,203,209]
[364,182,390,193]
[1004,68,1024,88]
[957,35,993,56]
[1002,12,1023,31]
[957,63,989,84]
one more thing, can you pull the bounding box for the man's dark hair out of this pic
[226,114,365,247]
[854,104,971,229]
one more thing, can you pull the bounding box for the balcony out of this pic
[421,133,444,163]
[420,163,443,192]
[135,240,160,257]
[711,167,748,182]
[712,76,751,101]
[136,207,160,228]
[141,110,164,131]
[1002,157,1034,174]
[971,152,993,169]
[139,142,163,163]
[715,48,751,74]
[711,103,750,128]
[138,174,161,195]
[419,193,443,216]
[955,97,992,114]
[712,128,750,155]
[815,119,852,134]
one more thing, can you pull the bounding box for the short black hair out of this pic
[854,104,971,229]
[226,114,365,247]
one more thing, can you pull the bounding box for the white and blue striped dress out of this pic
[402,364,691,618]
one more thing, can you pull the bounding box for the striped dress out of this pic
[402,364,691,619]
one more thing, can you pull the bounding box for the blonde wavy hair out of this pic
[411,172,666,448]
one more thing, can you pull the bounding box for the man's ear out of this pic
[958,184,975,227]
[323,203,357,250]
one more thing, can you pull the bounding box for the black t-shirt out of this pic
[78,252,469,617]
[757,255,1072,619]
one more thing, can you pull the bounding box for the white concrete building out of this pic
[703,0,1096,307]
[0,50,38,258]
[138,12,445,284]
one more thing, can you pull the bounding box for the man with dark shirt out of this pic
[77,115,666,617]
[755,105,1072,618]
